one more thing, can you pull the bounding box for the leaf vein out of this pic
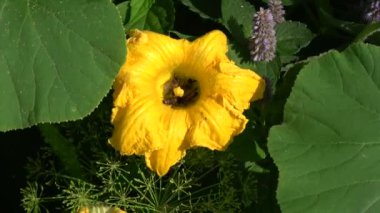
[282,180,380,203]
[35,2,120,66]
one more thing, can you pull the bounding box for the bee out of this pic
[162,77,199,107]
[163,97,179,106]
[162,77,181,106]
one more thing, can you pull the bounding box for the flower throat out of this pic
[163,76,200,107]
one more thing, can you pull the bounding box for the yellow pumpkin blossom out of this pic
[110,30,265,176]
[78,206,126,213]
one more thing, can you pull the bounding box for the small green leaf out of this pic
[0,0,126,131]
[146,0,175,33]
[39,124,83,177]
[268,43,380,213]
[253,59,281,91]
[230,133,266,162]
[180,0,221,21]
[221,0,255,45]
[123,0,175,33]
[354,22,380,43]
[117,1,131,26]
[245,161,269,173]
[230,108,267,162]
[124,0,155,30]
[276,21,315,61]
[264,62,306,126]
[282,0,299,5]
[169,30,196,40]
[318,7,364,37]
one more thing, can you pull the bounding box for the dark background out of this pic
[0,127,42,212]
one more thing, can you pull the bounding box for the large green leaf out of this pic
[268,43,380,212]
[0,0,126,131]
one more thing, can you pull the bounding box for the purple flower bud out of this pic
[268,0,285,24]
[364,0,380,22]
[249,8,277,62]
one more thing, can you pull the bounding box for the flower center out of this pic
[163,76,200,107]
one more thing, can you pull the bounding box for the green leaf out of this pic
[180,0,221,21]
[230,107,267,163]
[282,0,298,5]
[229,127,266,162]
[169,30,196,40]
[221,0,255,45]
[124,0,155,30]
[367,32,380,46]
[0,0,126,131]
[354,22,380,43]
[268,43,380,213]
[264,62,306,126]
[318,7,364,37]
[245,161,269,173]
[117,1,131,26]
[146,0,175,33]
[276,21,315,62]
[253,60,281,91]
[123,0,175,33]
[39,124,83,177]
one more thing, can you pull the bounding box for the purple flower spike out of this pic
[364,0,380,22]
[268,0,285,24]
[249,8,277,62]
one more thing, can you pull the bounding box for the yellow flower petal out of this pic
[110,95,162,155]
[188,98,248,150]
[215,62,266,111]
[185,60,265,150]
[145,108,190,176]
[125,30,189,75]
[186,30,228,68]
